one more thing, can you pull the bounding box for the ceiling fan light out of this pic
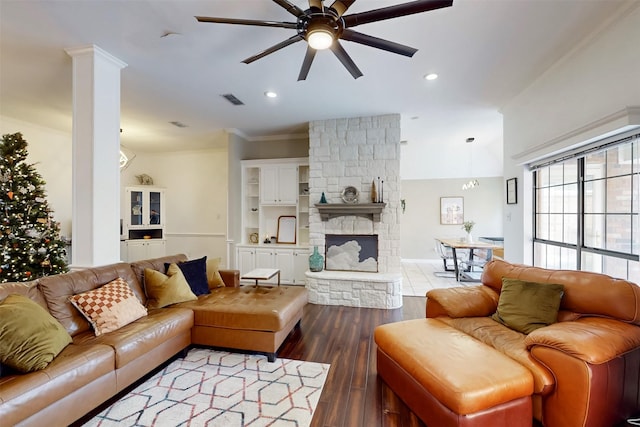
[308,29,334,50]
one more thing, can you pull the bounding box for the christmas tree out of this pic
[0,132,68,282]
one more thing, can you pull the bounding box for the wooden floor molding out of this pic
[279,296,428,427]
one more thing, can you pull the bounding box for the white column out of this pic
[65,45,127,268]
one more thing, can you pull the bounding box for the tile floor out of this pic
[401,258,477,296]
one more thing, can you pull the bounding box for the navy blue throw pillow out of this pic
[165,256,210,296]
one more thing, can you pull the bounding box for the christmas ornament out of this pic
[7,191,13,199]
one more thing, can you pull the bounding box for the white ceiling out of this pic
[0,0,629,180]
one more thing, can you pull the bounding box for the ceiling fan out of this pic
[196,0,453,80]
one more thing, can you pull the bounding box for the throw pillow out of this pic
[69,277,147,336]
[492,278,564,334]
[145,267,197,309]
[0,294,72,372]
[206,257,225,289]
[165,256,210,296]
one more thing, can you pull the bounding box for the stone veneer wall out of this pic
[307,114,402,308]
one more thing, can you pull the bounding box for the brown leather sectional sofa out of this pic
[0,254,308,426]
[375,259,640,427]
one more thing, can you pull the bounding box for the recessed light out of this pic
[264,91,278,98]
[424,73,438,81]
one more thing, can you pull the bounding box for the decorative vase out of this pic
[371,179,377,203]
[466,232,473,243]
[309,246,324,272]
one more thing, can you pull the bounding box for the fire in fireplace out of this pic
[325,234,378,273]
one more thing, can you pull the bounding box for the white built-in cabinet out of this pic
[237,158,309,285]
[125,239,166,262]
[260,165,298,205]
[121,186,166,262]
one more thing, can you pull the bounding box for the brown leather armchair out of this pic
[425,259,640,427]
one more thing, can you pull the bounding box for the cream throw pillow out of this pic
[206,257,225,289]
[145,266,197,309]
[69,277,147,336]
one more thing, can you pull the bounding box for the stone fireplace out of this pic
[305,114,402,309]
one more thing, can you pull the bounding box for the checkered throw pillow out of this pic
[69,277,147,336]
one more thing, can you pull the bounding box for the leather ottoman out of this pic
[375,318,534,427]
[177,285,308,361]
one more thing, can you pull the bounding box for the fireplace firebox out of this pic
[325,234,378,273]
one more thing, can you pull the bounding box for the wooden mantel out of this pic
[315,203,386,222]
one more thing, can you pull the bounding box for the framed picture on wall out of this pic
[440,197,464,225]
[506,178,517,204]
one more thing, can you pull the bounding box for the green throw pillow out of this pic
[492,278,564,334]
[145,266,197,309]
[0,294,72,373]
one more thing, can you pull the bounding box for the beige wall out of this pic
[400,177,504,259]
[120,147,229,264]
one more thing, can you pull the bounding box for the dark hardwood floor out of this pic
[278,296,428,427]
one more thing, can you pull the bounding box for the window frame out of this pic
[532,133,639,280]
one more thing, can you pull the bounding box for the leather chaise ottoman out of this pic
[177,284,308,362]
[375,318,534,427]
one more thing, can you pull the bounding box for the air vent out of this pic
[221,93,245,106]
[170,121,187,128]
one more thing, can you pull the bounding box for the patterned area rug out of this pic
[84,348,330,427]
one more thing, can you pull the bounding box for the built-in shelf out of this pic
[315,203,386,222]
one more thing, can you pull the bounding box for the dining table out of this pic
[436,237,501,282]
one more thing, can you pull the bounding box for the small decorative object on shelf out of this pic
[135,173,154,185]
[341,186,359,204]
[371,179,377,203]
[401,199,406,213]
[309,246,324,272]
[319,192,327,203]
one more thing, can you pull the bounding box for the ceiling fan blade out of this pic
[329,0,356,17]
[309,0,324,11]
[196,16,298,29]
[343,0,453,28]
[329,41,363,79]
[341,29,417,57]
[298,46,317,81]
[272,0,306,17]
[242,34,304,64]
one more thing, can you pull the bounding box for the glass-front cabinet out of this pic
[126,187,165,230]
[122,186,166,261]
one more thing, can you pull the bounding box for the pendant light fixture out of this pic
[462,137,479,190]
